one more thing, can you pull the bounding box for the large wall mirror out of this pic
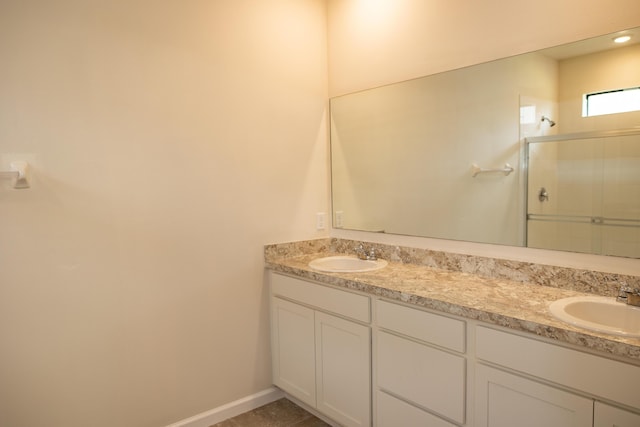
[330,27,640,258]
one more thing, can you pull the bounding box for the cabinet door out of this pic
[271,297,316,408]
[594,401,640,427]
[315,311,371,427]
[475,364,593,427]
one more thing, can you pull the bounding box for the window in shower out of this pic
[582,86,640,117]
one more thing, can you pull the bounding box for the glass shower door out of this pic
[526,131,640,257]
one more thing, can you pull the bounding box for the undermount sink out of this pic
[549,296,640,337]
[308,255,388,273]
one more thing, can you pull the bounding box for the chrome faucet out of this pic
[354,244,378,261]
[617,285,640,307]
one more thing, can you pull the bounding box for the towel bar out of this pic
[471,163,514,178]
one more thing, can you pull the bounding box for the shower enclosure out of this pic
[525,128,640,258]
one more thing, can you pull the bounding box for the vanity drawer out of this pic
[377,330,466,424]
[476,326,640,410]
[270,273,370,323]
[377,390,457,427]
[377,299,465,352]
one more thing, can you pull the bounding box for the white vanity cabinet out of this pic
[475,326,640,427]
[268,267,640,427]
[375,299,466,426]
[270,273,371,427]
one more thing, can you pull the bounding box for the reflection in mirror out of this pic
[526,129,640,257]
[330,27,640,258]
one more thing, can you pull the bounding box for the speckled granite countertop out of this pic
[265,240,640,362]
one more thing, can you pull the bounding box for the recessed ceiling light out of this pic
[613,35,632,44]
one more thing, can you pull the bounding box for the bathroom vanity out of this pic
[270,273,371,427]
[266,239,640,427]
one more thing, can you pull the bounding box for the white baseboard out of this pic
[165,387,285,427]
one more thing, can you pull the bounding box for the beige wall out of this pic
[0,1,327,426]
[327,0,640,96]
[327,0,640,275]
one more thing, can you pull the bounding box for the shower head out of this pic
[541,115,556,127]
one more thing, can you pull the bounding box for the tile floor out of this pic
[210,398,331,427]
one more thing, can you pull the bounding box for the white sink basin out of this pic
[308,255,388,273]
[549,296,640,337]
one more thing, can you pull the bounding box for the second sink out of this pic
[549,296,640,337]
